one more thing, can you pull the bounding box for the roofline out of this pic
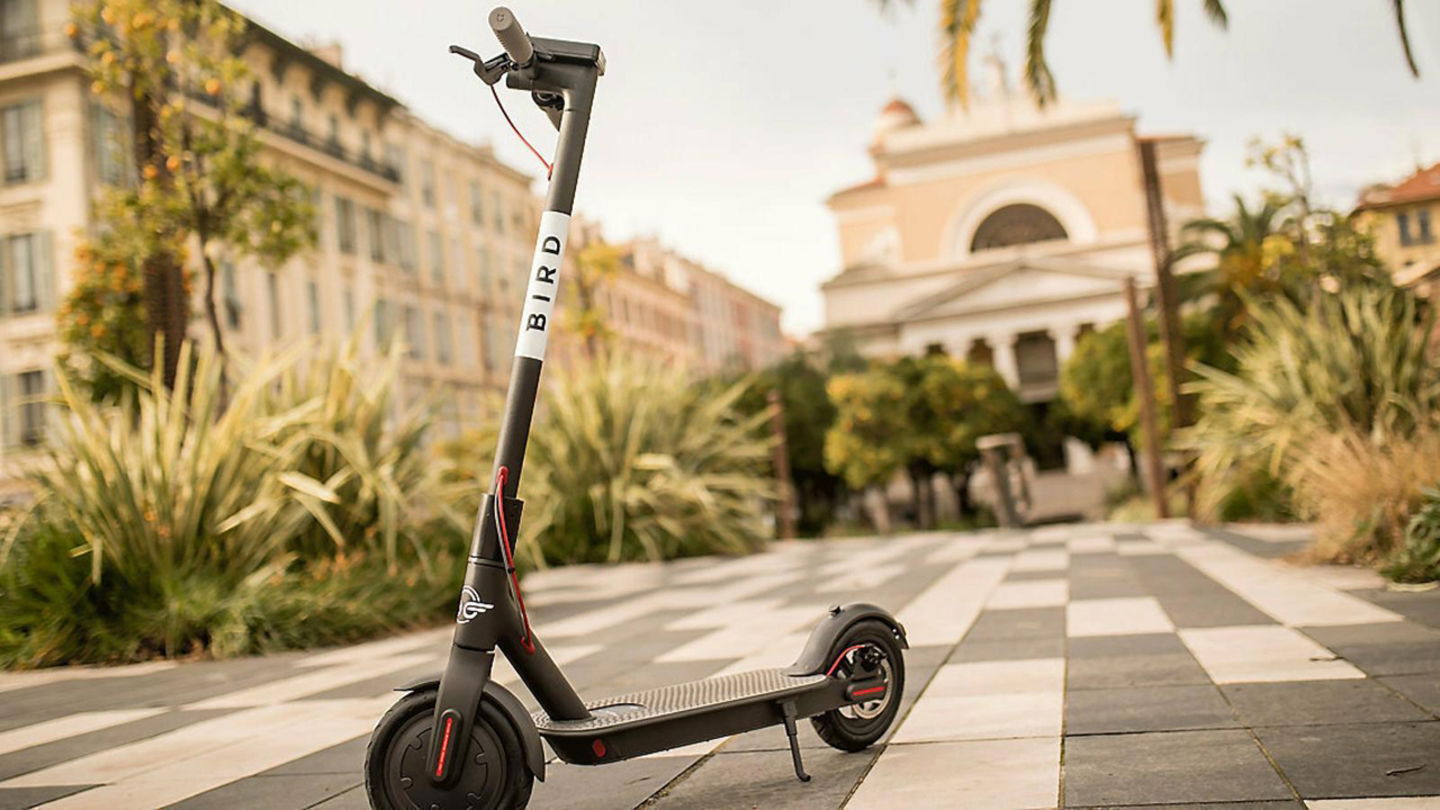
[241,13,402,113]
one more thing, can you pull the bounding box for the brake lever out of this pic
[532,91,563,132]
[449,45,509,86]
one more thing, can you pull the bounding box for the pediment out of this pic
[893,259,1133,321]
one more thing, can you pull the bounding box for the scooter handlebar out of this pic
[489,6,534,66]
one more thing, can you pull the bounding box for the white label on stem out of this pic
[514,211,571,361]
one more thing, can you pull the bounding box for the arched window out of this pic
[969,204,1068,252]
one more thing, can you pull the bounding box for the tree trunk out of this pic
[201,250,225,356]
[951,469,974,518]
[132,90,186,388]
[1123,436,1141,483]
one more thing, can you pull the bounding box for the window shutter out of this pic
[0,235,9,316]
[22,100,43,182]
[35,230,53,312]
[0,374,13,451]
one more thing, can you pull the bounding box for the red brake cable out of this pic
[490,84,553,180]
[493,466,536,654]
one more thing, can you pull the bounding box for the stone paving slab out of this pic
[0,522,1435,809]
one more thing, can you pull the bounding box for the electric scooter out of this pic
[364,9,908,808]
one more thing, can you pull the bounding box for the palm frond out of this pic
[1156,0,1175,57]
[1202,0,1228,28]
[1024,0,1057,106]
[1393,0,1420,77]
[940,0,983,108]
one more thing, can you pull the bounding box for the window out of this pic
[451,237,464,292]
[374,297,392,347]
[396,221,417,273]
[290,96,303,131]
[343,290,355,331]
[433,311,452,365]
[306,280,321,334]
[1399,213,1413,247]
[0,0,40,63]
[93,103,129,186]
[222,261,241,329]
[360,131,372,163]
[428,230,444,286]
[326,114,339,148]
[970,204,1068,252]
[469,181,484,225]
[457,313,476,367]
[385,143,405,185]
[491,190,504,233]
[1,232,49,314]
[1418,209,1435,245]
[403,304,424,359]
[266,272,282,338]
[477,246,492,293]
[366,207,386,262]
[17,369,45,446]
[335,196,357,254]
[1,99,43,184]
[420,159,436,207]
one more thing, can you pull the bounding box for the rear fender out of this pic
[786,603,908,677]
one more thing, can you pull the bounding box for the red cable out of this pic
[490,84,553,180]
[825,644,870,678]
[494,467,536,654]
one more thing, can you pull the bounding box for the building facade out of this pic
[0,0,546,485]
[1354,162,1440,296]
[819,94,1204,471]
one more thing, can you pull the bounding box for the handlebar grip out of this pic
[489,7,534,66]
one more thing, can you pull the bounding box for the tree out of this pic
[67,0,314,385]
[1174,193,1294,341]
[874,1,1418,109]
[734,350,846,536]
[56,237,150,403]
[824,363,909,530]
[562,241,622,358]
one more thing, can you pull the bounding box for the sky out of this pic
[227,0,1440,336]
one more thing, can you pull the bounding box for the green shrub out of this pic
[1386,487,1440,583]
[0,339,462,668]
[449,353,774,567]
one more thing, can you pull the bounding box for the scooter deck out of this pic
[533,668,830,763]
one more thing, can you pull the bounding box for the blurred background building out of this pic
[0,0,784,486]
[819,90,1204,478]
[1354,161,1440,298]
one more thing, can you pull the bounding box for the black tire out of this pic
[810,620,905,752]
[364,688,533,810]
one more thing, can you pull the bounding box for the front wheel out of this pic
[810,620,905,752]
[364,688,533,810]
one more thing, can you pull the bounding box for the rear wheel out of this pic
[364,688,533,810]
[810,620,905,752]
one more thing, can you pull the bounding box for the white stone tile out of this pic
[1068,535,1116,553]
[1012,548,1069,572]
[0,661,177,696]
[1176,544,1402,627]
[1306,800,1440,809]
[985,580,1069,610]
[185,653,431,709]
[896,557,1011,647]
[1179,626,1366,684]
[814,562,905,592]
[984,536,1029,554]
[0,710,166,758]
[656,605,817,663]
[29,697,390,809]
[925,659,1065,697]
[296,626,448,668]
[847,737,1060,810]
[711,631,809,677]
[1067,597,1174,637]
[891,692,1062,743]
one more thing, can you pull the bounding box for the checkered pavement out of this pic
[0,521,1438,809]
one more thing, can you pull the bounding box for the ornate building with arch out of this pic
[819,95,1205,472]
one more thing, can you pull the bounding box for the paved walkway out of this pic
[0,522,1438,809]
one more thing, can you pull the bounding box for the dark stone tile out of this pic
[1063,729,1291,807]
[648,747,873,810]
[1200,526,1309,559]
[1328,642,1440,677]
[1006,568,1067,582]
[168,773,359,809]
[263,736,367,776]
[1127,555,1231,595]
[949,635,1065,663]
[307,785,368,809]
[0,709,236,782]
[1068,633,1189,657]
[1222,680,1433,727]
[1349,588,1440,631]
[1380,674,1440,716]
[1151,592,1275,628]
[299,656,444,701]
[1069,575,1150,600]
[530,754,695,810]
[1066,685,1238,735]
[1073,803,1301,809]
[964,607,1065,641]
[1303,621,1440,647]
[1254,721,1440,798]
[0,785,96,810]
[1068,652,1211,690]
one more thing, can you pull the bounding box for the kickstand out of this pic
[779,701,812,783]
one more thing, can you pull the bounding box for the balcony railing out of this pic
[0,30,56,65]
[248,105,399,183]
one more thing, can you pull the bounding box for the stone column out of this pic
[987,332,1019,388]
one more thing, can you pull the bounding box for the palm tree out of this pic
[876,0,1420,109]
[1172,193,1292,340]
